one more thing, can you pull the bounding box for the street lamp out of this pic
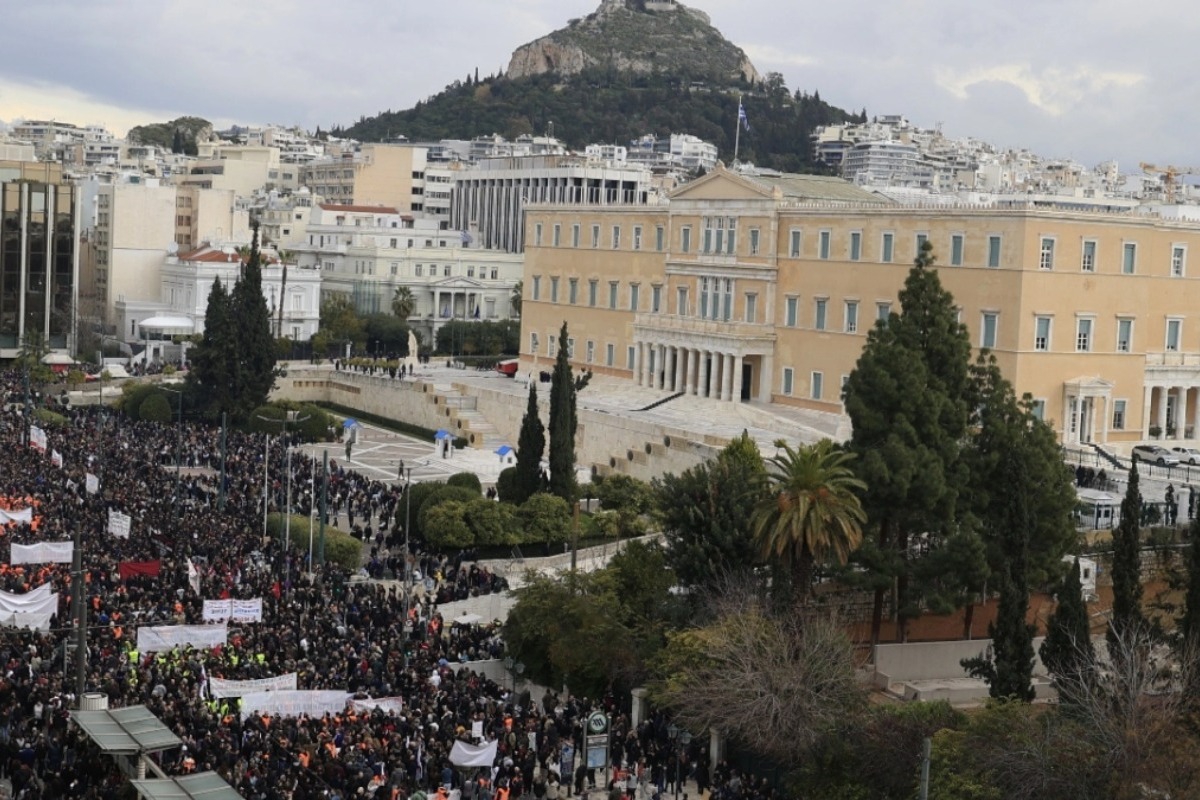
[666,724,692,800]
[256,411,310,594]
[402,466,414,664]
[159,386,184,495]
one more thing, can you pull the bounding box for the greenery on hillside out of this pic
[339,71,864,173]
[127,115,212,155]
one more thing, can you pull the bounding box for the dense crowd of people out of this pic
[0,371,769,800]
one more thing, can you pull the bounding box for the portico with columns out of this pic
[1062,377,1114,445]
[631,317,775,402]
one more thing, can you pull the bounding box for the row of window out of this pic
[780,368,843,401]
[534,222,667,252]
[1033,315,1188,353]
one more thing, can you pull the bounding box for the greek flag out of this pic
[738,101,750,132]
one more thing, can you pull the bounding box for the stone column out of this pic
[656,344,666,390]
[643,342,655,388]
[688,349,699,395]
[707,352,719,399]
[631,688,649,728]
[699,351,710,398]
[635,343,645,386]
[1179,388,1190,439]
[1100,395,1109,444]
[674,347,686,393]
[1143,385,1154,439]
[732,354,744,402]
[1158,386,1170,439]
[722,353,734,402]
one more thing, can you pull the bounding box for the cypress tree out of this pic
[1040,558,1094,707]
[187,276,238,419]
[513,382,546,505]
[230,222,277,420]
[547,321,578,502]
[1109,462,1144,655]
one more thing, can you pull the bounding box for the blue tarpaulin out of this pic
[434,429,453,441]
[342,418,360,429]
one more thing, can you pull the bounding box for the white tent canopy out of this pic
[139,316,195,333]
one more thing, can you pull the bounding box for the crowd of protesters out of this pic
[0,371,755,800]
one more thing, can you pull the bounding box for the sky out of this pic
[0,0,1194,170]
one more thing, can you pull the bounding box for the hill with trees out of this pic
[127,115,214,155]
[339,0,864,172]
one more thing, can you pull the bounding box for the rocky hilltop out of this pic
[507,0,759,84]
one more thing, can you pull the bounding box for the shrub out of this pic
[496,467,519,504]
[418,486,484,540]
[465,499,520,545]
[592,473,653,514]
[517,493,572,546]
[423,501,474,549]
[118,383,161,419]
[139,392,173,423]
[247,402,331,442]
[446,472,483,494]
[32,408,68,429]
[266,513,361,572]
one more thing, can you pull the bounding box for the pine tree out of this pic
[1040,558,1094,708]
[1109,462,1144,656]
[229,222,277,420]
[513,382,546,505]
[547,321,578,502]
[843,241,971,644]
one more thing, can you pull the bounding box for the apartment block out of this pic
[521,166,1200,449]
[0,161,79,356]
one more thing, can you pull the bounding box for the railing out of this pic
[1145,352,1200,367]
[633,312,775,340]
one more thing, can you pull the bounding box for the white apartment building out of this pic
[625,133,719,172]
[450,155,654,253]
[293,203,522,341]
[180,144,280,198]
[841,140,933,188]
[258,189,314,251]
[115,244,321,360]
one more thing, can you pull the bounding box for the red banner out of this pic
[118,560,161,580]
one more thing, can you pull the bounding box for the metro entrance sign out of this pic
[585,710,610,769]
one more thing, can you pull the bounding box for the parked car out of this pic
[1132,445,1181,466]
[1172,446,1200,465]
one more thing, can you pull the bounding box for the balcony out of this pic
[1145,352,1200,384]
[1146,352,1200,367]
[633,313,776,352]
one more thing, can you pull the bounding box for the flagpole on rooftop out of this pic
[733,94,742,165]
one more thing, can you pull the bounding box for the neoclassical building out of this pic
[520,166,1200,449]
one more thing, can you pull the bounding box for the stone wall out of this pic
[273,369,721,481]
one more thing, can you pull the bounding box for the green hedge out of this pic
[316,401,468,448]
[247,402,332,442]
[32,408,68,429]
[266,512,361,572]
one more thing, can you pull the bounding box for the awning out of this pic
[342,418,360,429]
[41,353,76,365]
[70,706,182,755]
[139,316,195,333]
[495,445,514,456]
[130,771,243,800]
[435,429,453,441]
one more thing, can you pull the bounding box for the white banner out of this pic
[239,690,352,720]
[0,611,54,631]
[350,697,405,715]
[187,559,200,596]
[11,542,73,565]
[107,509,131,539]
[29,426,46,453]
[0,508,33,525]
[0,587,58,616]
[450,740,498,768]
[51,450,62,469]
[232,598,263,622]
[203,598,263,622]
[208,673,298,699]
[85,474,99,495]
[137,624,228,653]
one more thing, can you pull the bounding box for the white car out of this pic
[1132,445,1181,466]
[1172,446,1200,466]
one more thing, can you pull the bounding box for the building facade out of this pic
[521,167,1200,449]
[292,204,522,342]
[0,161,79,356]
[450,155,654,253]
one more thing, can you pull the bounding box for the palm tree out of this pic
[391,286,416,320]
[751,438,867,599]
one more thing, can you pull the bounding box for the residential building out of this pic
[300,143,431,215]
[450,155,654,253]
[521,166,1200,448]
[292,203,522,341]
[0,160,80,356]
[180,144,280,198]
